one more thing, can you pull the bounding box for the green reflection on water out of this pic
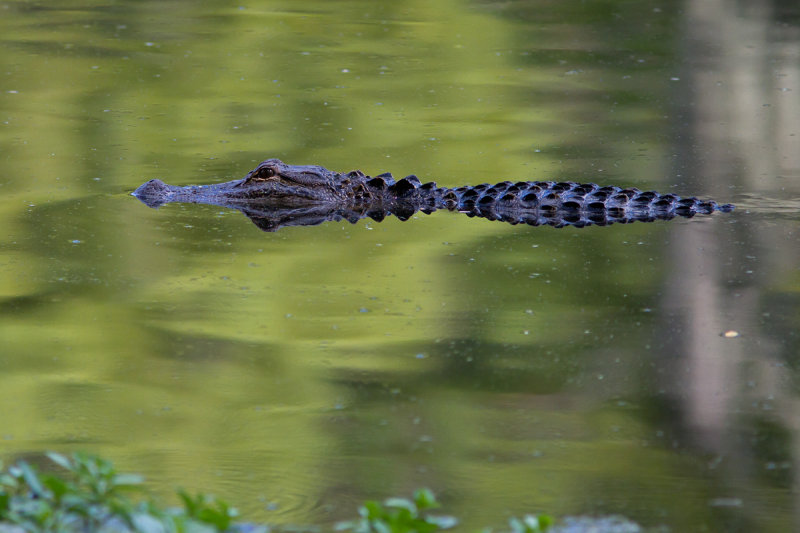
[0,1,794,532]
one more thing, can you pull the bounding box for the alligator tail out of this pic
[430,181,733,227]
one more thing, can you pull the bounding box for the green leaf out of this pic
[334,520,355,531]
[426,515,458,530]
[412,489,438,510]
[130,511,168,533]
[362,501,384,520]
[178,489,199,516]
[508,514,553,533]
[372,520,392,533]
[17,462,45,498]
[46,452,73,472]
[0,473,16,490]
[112,474,145,488]
[41,475,70,499]
[182,520,217,533]
[534,514,553,529]
[384,498,416,513]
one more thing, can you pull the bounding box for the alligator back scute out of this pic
[389,176,421,196]
[366,176,390,190]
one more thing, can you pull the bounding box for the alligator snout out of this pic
[132,179,173,208]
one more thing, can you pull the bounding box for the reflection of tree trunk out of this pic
[661,0,800,526]
[661,225,736,450]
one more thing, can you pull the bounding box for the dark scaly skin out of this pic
[133,158,734,232]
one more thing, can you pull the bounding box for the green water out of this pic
[2,0,799,530]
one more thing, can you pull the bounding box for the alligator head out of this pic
[133,159,343,209]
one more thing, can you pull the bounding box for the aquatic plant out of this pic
[334,488,458,533]
[0,452,252,533]
[0,453,560,533]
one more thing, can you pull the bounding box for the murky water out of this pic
[1,0,799,531]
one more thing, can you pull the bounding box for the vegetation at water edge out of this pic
[0,452,565,533]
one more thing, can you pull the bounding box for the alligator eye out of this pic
[251,167,276,180]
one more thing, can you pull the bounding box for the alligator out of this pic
[133,159,734,232]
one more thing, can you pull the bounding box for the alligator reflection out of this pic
[133,159,734,232]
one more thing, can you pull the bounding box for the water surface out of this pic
[1,0,799,531]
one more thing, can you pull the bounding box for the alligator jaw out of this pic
[131,178,241,208]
